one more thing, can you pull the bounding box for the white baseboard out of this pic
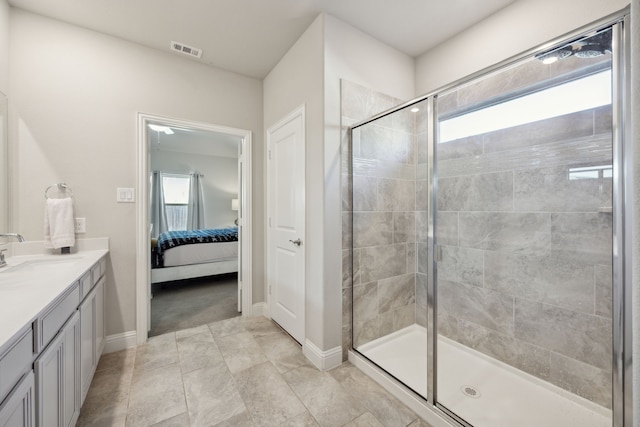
[252,302,267,317]
[303,339,342,371]
[103,331,137,354]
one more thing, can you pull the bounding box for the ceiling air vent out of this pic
[170,41,203,59]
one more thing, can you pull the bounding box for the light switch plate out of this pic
[117,188,135,203]
[74,218,86,233]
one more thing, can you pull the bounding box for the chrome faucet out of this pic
[0,234,25,268]
[0,233,25,242]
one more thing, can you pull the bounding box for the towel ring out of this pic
[44,183,74,199]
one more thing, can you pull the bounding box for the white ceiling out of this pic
[8,0,516,79]
[148,125,242,158]
[10,0,517,155]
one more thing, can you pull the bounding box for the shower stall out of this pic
[347,11,631,427]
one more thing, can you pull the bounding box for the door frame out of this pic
[136,112,253,345]
[265,105,306,337]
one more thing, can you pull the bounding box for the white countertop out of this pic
[0,238,109,353]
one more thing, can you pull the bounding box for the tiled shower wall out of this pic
[341,80,418,359]
[435,101,614,408]
[415,104,429,329]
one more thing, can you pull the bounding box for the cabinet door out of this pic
[79,273,106,406]
[36,331,62,426]
[0,372,34,427]
[62,315,80,427]
[79,293,95,405]
[0,328,33,405]
[94,278,105,361]
[35,312,79,427]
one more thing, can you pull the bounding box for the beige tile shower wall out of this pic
[435,104,613,408]
[341,80,419,358]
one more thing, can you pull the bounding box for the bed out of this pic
[151,226,238,284]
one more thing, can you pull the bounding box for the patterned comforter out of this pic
[156,227,238,254]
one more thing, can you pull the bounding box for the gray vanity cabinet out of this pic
[34,312,80,427]
[0,251,107,427]
[0,328,32,408]
[0,372,34,427]
[79,272,105,405]
[32,281,80,427]
[0,325,34,427]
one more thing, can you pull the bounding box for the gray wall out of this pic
[0,0,7,94]
[326,16,416,355]
[415,0,629,95]
[150,150,239,229]
[264,15,326,348]
[266,14,415,355]
[9,9,264,338]
[0,0,8,235]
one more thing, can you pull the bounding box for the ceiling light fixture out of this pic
[573,30,612,59]
[574,43,609,58]
[411,107,420,113]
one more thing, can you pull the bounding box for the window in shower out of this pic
[439,70,612,143]
[434,27,614,427]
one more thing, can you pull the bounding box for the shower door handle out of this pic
[289,238,302,246]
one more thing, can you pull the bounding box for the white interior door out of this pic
[267,106,305,344]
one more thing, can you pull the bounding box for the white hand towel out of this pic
[44,197,76,249]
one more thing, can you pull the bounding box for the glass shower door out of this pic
[434,28,615,427]
[351,99,430,398]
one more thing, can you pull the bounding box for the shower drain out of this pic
[461,385,481,398]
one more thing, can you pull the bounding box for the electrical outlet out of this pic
[75,217,86,233]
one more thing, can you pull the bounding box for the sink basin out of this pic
[1,256,83,273]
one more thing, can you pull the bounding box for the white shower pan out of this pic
[357,325,611,427]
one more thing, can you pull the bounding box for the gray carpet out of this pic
[149,273,240,337]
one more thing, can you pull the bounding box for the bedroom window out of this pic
[163,173,190,231]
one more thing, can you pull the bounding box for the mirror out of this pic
[0,91,6,233]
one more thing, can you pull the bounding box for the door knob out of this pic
[289,238,302,246]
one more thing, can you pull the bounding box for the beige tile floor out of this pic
[77,316,435,427]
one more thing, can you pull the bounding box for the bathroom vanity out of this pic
[0,242,108,427]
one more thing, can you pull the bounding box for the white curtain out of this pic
[150,171,168,237]
[186,172,205,230]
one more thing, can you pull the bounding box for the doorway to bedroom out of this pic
[136,114,253,339]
